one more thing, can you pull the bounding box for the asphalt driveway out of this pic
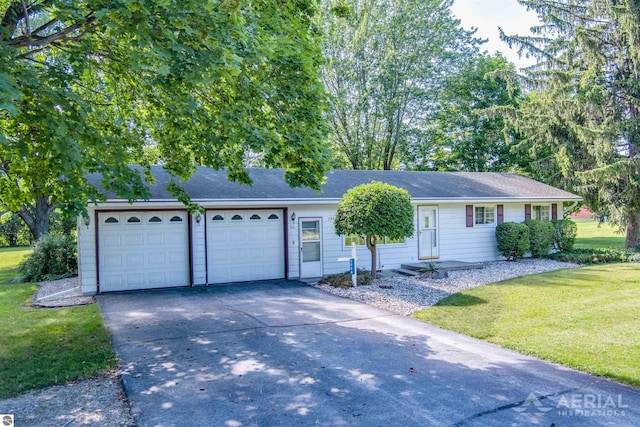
[97,280,640,426]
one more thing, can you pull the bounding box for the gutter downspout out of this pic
[564,201,580,218]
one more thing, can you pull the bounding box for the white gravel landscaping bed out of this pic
[314,259,580,316]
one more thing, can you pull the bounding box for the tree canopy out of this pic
[502,0,640,248]
[0,0,330,238]
[411,53,525,172]
[334,181,414,278]
[321,0,480,170]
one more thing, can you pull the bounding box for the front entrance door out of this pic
[418,206,439,259]
[299,218,323,278]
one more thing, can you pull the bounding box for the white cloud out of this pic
[451,0,542,69]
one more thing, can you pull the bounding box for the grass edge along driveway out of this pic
[414,263,640,388]
[0,247,117,398]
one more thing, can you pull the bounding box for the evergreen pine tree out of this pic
[503,0,640,248]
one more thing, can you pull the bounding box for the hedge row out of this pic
[496,219,578,260]
[546,248,640,264]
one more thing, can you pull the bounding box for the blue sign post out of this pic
[338,242,358,287]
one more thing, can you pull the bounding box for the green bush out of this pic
[0,212,32,247]
[319,269,372,288]
[552,219,578,251]
[496,222,530,261]
[524,219,555,257]
[18,234,77,282]
[547,248,640,264]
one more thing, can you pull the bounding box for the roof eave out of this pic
[90,195,582,208]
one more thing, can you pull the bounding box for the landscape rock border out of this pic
[314,259,580,316]
[33,276,94,308]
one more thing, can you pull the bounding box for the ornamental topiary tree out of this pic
[334,182,414,280]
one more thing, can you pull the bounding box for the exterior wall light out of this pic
[290,212,296,222]
[195,213,202,223]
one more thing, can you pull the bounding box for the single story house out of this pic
[78,167,581,294]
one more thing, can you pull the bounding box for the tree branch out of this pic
[9,14,95,49]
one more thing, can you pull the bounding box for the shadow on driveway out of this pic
[98,280,640,427]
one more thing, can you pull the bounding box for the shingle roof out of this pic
[89,167,581,201]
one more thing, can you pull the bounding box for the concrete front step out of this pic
[400,261,484,272]
[392,268,421,277]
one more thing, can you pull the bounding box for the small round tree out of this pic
[334,181,414,279]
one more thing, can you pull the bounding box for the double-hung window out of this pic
[532,205,551,221]
[474,206,496,226]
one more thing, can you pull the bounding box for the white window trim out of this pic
[474,205,497,227]
[532,204,551,221]
[342,235,407,249]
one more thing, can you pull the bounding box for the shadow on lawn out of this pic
[434,293,487,307]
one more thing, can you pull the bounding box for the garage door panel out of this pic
[149,272,166,283]
[98,211,190,292]
[102,275,123,288]
[247,248,263,259]
[168,233,186,244]
[126,233,144,246]
[126,273,145,286]
[148,253,166,265]
[103,254,123,268]
[230,230,246,241]
[148,234,165,245]
[211,231,227,241]
[126,253,144,266]
[207,210,285,284]
[102,234,122,247]
[210,249,228,262]
[230,248,246,258]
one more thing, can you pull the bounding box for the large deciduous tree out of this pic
[0,0,330,239]
[334,181,414,279]
[502,0,640,248]
[410,53,525,172]
[321,0,479,170]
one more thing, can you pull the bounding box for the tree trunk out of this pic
[625,210,640,249]
[17,197,55,240]
[366,235,377,280]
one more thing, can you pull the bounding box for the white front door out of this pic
[418,206,439,259]
[299,218,323,278]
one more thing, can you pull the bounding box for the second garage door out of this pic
[206,210,285,284]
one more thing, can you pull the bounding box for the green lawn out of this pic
[574,218,625,249]
[0,247,116,398]
[414,263,640,387]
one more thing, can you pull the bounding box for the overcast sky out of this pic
[450,0,542,69]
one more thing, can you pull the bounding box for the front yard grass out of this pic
[0,247,117,398]
[574,218,625,249]
[413,263,640,387]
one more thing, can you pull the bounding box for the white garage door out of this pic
[207,210,285,284]
[98,211,190,292]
